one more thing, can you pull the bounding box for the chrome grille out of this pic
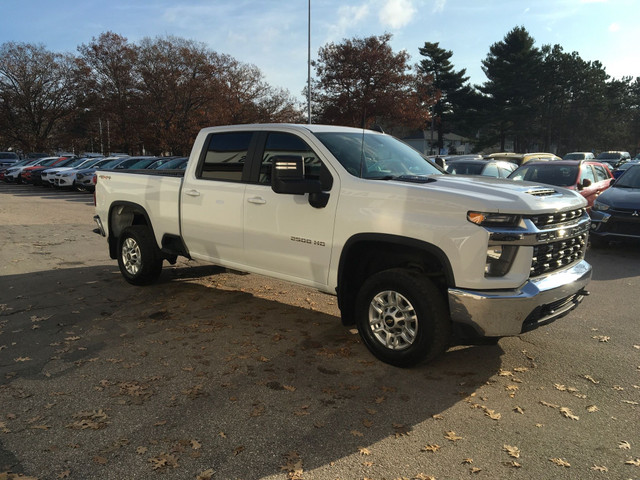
[527,208,585,228]
[531,233,587,277]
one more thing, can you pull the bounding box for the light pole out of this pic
[307,0,311,124]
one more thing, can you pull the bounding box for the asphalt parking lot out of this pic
[0,182,639,480]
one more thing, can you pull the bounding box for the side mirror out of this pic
[271,155,323,195]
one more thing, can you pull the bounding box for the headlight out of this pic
[467,211,520,227]
[592,200,610,212]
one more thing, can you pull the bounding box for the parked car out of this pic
[445,158,517,178]
[0,152,20,168]
[110,156,158,170]
[4,157,59,183]
[0,159,33,181]
[73,157,127,192]
[41,157,101,186]
[152,157,188,170]
[508,160,614,211]
[595,151,631,171]
[485,152,561,166]
[52,157,112,189]
[563,152,595,160]
[612,160,640,179]
[26,157,78,185]
[590,164,640,247]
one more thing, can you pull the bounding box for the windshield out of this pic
[155,157,188,169]
[596,152,621,160]
[445,162,484,175]
[314,132,442,179]
[509,164,579,187]
[563,153,585,160]
[616,165,640,187]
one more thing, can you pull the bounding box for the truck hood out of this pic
[395,175,587,213]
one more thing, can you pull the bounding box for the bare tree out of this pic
[0,42,79,152]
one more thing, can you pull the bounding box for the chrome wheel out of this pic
[368,290,418,351]
[121,237,142,276]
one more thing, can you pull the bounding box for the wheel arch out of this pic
[107,201,156,259]
[336,233,455,325]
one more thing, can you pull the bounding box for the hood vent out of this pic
[526,188,558,197]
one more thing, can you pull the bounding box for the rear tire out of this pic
[355,268,450,367]
[117,226,163,285]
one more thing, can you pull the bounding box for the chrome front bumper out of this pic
[448,260,592,337]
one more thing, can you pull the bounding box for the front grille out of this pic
[527,208,585,228]
[531,233,587,276]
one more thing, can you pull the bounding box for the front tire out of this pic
[355,268,450,367]
[117,226,163,285]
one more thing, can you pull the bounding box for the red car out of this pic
[508,160,614,211]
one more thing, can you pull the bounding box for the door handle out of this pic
[247,196,266,205]
[184,189,200,197]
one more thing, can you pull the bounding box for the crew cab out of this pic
[94,124,592,366]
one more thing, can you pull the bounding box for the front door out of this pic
[243,131,339,288]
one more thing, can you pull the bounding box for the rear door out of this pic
[578,163,598,208]
[180,131,257,266]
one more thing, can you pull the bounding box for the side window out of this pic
[198,132,252,182]
[580,164,596,184]
[498,162,516,178]
[260,132,333,190]
[593,164,610,181]
[481,163,499,177]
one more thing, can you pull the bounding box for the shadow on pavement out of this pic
[0,264,504,479]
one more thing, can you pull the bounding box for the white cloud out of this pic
[608,22,621,32]
[326,4,371,41]
[433,0,446,13]
[379,0,417,29]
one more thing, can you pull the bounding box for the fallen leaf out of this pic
[590,465,608,472]
[560,407,579,420]
[550,458,571,467]
[351,430,364,437]
[13,357,31,362]
[233,446,244,456]
[196,469,215,480]
[148,453,179,470]
[504,445,520,458]
[514,406,525,414]
[625,458,640,466]
[136,446,148,455]
[421,444,441,453]
[470,467,482,473]
[445,431,462,442]
[191,440,202,450]
[57,470,71,478]
[359,447,371,455]
[583,374,599,384]
[586,405,599,412]
[618,441,631,450]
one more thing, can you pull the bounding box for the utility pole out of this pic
[307,0,312,124]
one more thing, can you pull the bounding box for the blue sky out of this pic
[2,0,638,102]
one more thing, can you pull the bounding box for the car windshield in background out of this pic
[314,132,442,179]
[596,153,622,160]
[615,165,640,188]
[0,152,19,159]
[154,157,188,169]
[509,164,579,187]
[564,153,585,160]
[445,163,484,175]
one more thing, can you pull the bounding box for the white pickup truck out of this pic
[94,124,592,366]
